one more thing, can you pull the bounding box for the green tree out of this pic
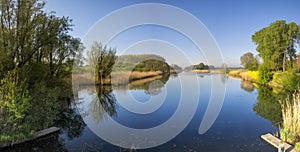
[87,42,118,84]
[0,0,82,143]
[252,20,300,71]
[240,52,258,70]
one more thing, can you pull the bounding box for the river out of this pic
[5,72,285,151]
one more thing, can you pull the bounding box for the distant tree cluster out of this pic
[133,59,170,73]
[184,62,212,71]
[113,54,170,73]
[117,54,166,63]
[170,64,183,73]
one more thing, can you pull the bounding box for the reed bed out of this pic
[111,71,163,84]
[280,88,300,145]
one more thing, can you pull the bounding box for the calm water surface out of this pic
[5,73,281,152]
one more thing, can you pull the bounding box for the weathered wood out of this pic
[0,126,60,149]
[35,127,60,139]
[261,133,297,152]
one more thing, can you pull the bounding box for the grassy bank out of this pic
[228,70,259,83]
[280,89,300,151]
[73,71,164,85]
[228,70,300,91]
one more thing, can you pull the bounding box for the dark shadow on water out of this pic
[55,103,86,140]
[253,85,293,127]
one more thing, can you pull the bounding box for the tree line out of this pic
[241,20,300,85]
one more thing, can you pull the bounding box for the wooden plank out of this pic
[35,126,60,138]
[0,126,60,149]
[261,133,297,152]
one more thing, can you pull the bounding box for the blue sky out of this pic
[45,0,300,67]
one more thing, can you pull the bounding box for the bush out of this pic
[258,64,273,84]
[246,71,259,81]
[0,69,32,143]
[272,71,300,91]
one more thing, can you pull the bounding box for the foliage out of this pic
[252,20,300,71]
[280,88,300,144]
[170,64,182,73]
[133,59,170,73]
[117,54,166,63]
[272,71,300,91]
[0,0,82,144]
[184,62,210,71]
[114,54,170,73]
[0,70,32,143]
[295,142,300,151]
[240,52,258,70]
[87,42,117,83]
[246,70,259,81]
[258,64,273,84]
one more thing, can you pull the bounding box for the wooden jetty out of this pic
[0,126,60,149]
[261,133,297,152]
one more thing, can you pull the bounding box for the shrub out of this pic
[272,71,300,91]
[246,71,259,81]
[0,69,32,143]
[295,142,300,151]
[258,64,273,84]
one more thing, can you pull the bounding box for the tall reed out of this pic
[280,88,300,144]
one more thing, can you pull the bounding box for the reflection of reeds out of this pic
[110,71,163,85]
[241,80,254,92]
[280,88,300,145]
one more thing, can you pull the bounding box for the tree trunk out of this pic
[283,49,287,71]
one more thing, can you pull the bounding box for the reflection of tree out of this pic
[55,103,86,140]
[3,134,68,151]
[240,80,254,92]
[220,74,228,84]
[88,85,117,124]
[253,86,284,126]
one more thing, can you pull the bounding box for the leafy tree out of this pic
[252,20,300,71]
[0,0,82,143]
[133,59,170,73]
[240,52,258,70]
[87,42,117,84]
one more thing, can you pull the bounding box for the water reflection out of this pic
[220,74,228,84]
[253,85,292,126]
[88,85,117,124]
[56,103,86,140]
[240,80,254,92]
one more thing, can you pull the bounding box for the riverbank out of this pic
[72,71,166,86]
[228,69,300,91]
[0,127,60,149]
